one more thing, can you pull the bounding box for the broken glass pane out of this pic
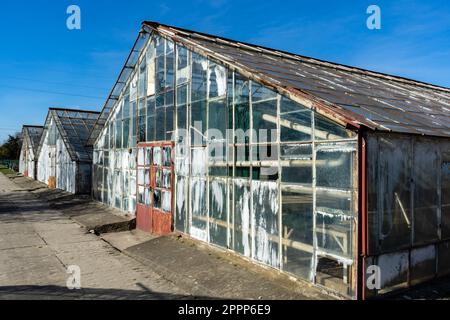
[208,62,227,98]
[153,189,161,209]
[191,52,207,102]
[176,44,190,84]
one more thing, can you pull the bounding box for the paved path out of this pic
[0,173,191,300]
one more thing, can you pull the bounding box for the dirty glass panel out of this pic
[176,44,189,85]
[413,142,439,244]
[138,58,147,99]
[252,99,277,144]
[190,178,208,242]
[208,98,227,141]
[281,144,312,185]
[115,119,122,149]
[163,169,171,188]
[175,139,189,176]
[252,181,279,268]
[314,112,356,141]
[208,62,227,98]
[209,179,228,247]
[138,98,146,142]
[155,94,165,141]
[234,144,250,178]
[252,144,279,181]
[166,40,174,90]
[209,142,228,177]
[146,97,155,142]
[175,176,187,232]
[156,55,165,93]
[234,74,250,142]
[442,160,450,239]
[176,84,188,131]
[131,100,137,146]
[281,187,314,280]
[155,169,162,188]
[144,187,151,206]
[165,91,174,140]
[153,147,162,166]
[316,143,355,190]
[233,179,251,257]
[378,137,412,252]
[145,147,152,166]
[191,148,206,176]
[191,52,207,102]
[162,190,172,213]
[144,169,150,186]
[191,100,207,146]
[137,168,144,185]
[280,97,312,142]
[138,148,145,166]
[438,241,450,276]
[146,41,156,96]
[122,95,130,148]
[163,146,172,167]
[138,186,145,204]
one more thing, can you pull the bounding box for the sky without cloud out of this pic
[0,0,449,142]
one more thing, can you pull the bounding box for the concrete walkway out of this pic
[0,173,332,300]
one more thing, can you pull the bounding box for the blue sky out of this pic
[0,0,449,142]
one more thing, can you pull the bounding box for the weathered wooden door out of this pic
[136,142,174,235]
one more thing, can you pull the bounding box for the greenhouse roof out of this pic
[87,21,450,145]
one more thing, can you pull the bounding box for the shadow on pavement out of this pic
[0,285,218,300]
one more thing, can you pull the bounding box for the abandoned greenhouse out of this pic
[37,108,100,194]
[19,125,44,180]
[86,21,450,299]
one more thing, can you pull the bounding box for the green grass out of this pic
[0,165,15,175]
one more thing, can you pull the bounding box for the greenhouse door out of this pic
[136,142,174,235]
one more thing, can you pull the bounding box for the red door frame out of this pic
[136,141,175,235]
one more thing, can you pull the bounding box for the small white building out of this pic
[36,108,99,194]
[19,125,44,179]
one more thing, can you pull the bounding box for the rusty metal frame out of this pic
[357,130,368,300]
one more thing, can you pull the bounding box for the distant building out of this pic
[19,125,44,179]
[36,108,99,194]
[85,22,450,299]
